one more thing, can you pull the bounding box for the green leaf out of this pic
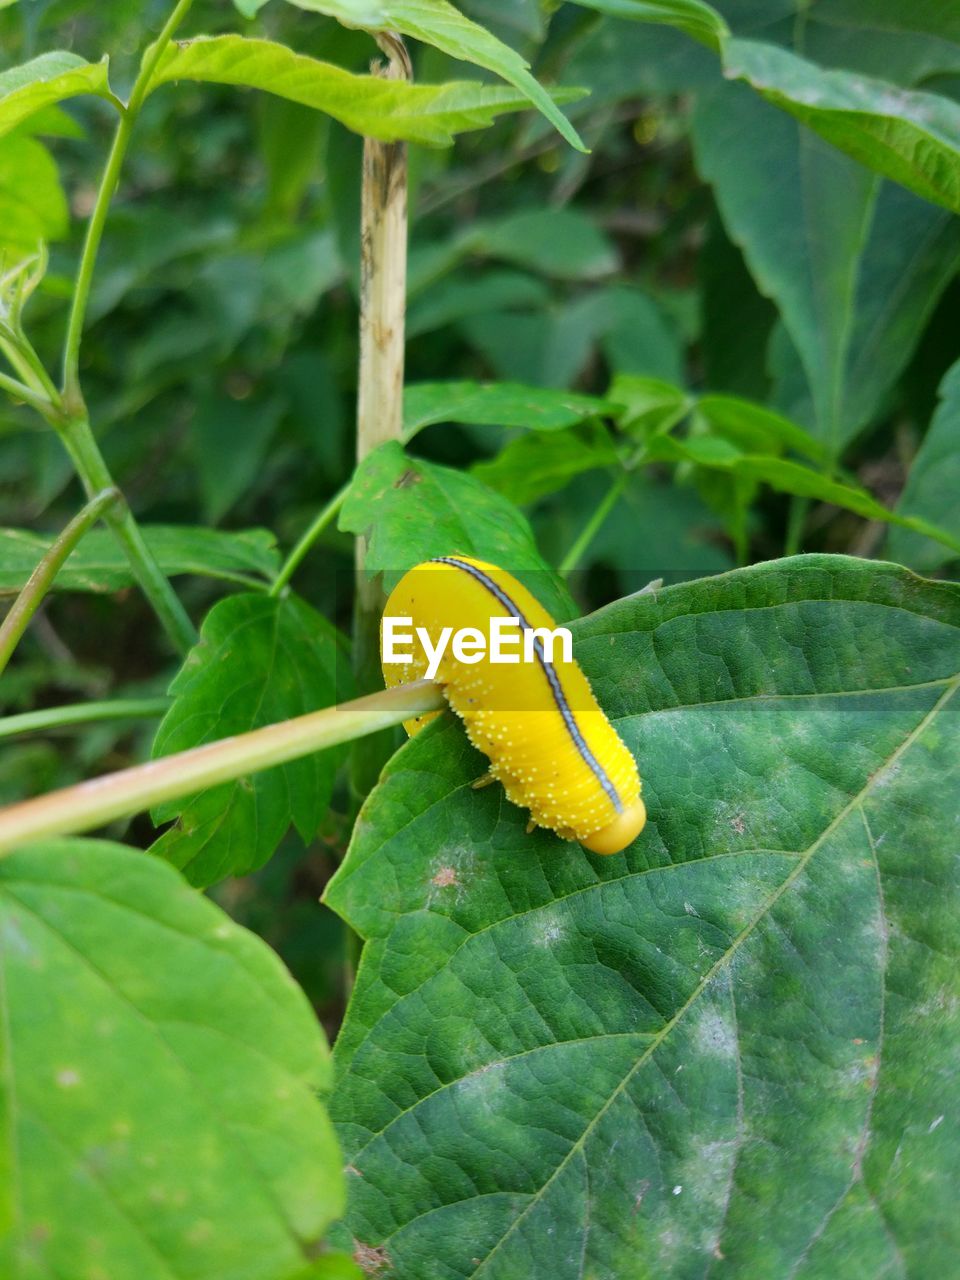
[0,52,114,140]
[0,134,67,259]
[607,374,692,435]
[0,526,281,595]
[280,0,586,151]
[149,35,580,147]
[406,270,549,337]
[697,394,828,464]
[890,359,960,571]
[569,0,729,52]
[472,423,621,505]
[725,38,960,214]
[693,81,960,455]
[325,556,960,1275]
[642,430,960,554]
[192,392,287,524]
[0,838,345,1280]
[403,381,620,436]
[467,208,618,280]
[338,440,574,616]
[150,593,344,887]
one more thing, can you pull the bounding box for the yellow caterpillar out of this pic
[380,555,646,855]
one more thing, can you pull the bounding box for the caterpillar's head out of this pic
[580,796,647,856]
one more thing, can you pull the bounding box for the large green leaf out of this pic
[403,381,620,437]
[150,593,343,887]
[890,359,960,572]
[278,0,586,150]
[780,0,960,87]
[0,52,115,139]
[0,134,67,259]
[0,838,345,1280]
[570,0,729,51]
[149,35,579,147]
[693,81,960,455]
[0,525,281,595]
[725,38,960,214]
[339,440,573,616]
[325,556,960,1276]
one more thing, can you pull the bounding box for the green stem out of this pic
[0,697,171,741]
[0,488,120,677]
[61,0,194,407]
[560,472,628,578]
[0,369,53,417]
[270,484,349,597]
[0,334,60,409]
[0,681,444,855]
[58,416,197,654]
[784,495,809,557]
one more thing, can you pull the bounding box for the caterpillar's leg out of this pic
[525,818,537,835]
[471,771,498,790]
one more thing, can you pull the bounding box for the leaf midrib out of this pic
[465,673,960,1276]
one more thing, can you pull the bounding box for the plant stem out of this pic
[0,334,60,409]
[560,472,627,578]
[356,33,411,466]
[0,488,120,677]
[0,697,171,742]
[352,33,412,801]
[0,681,444,855]
[270,483,349,597]
[0,370,53,417]
[61,0,194,408]
[58,416,197,654]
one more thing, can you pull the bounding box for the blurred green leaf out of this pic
[403,380,620,436]
[325,556,960,1275]
[767,183,960,444]
[257,95,327,220]
[279,0,586,150]
[339,440,574,614]
[591,285,685,382]
[570,0,729,51]
[0,134,67,259]
[890,358,960,571]
[406,271,549,337]
[694,81,960,455]
[459,286,681,389]
[646,431,960,556]
[467,208,618,280]
[0,52,114,139]
[0,838,345,1280]
[86,207,236,322]
[609,374,692,434]
[0,526,281,595]
[150,35,582,148]
[698,394,827,463]
[726,38,960,214]
[472,421,621,504]
[151,593,344,886]
[699,212,777,400]
[192,393,287,525]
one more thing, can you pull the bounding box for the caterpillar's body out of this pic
[381,555,645,855]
